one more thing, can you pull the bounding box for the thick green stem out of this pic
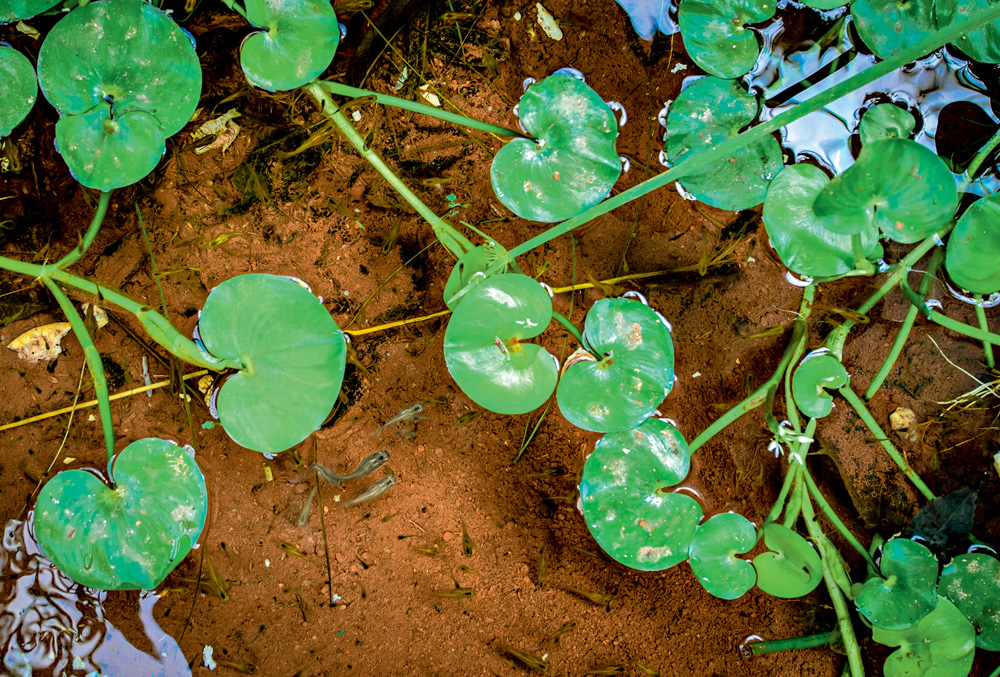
[42,279,115,469]
[0,254,240,371]
[782,463,805,529]
[802,464,878,570]
[838,385,936,500]
[975,299,995,369]
[747,630,838,656]
[320,81,526,138]
[689,285,815,453]
[960,126,1000,190]
[766,460,801,525]
[550,310,587,350]
[899,276,1000,347]
[218,0,247,20]
[306,82,474,260]
[55,190,111,270]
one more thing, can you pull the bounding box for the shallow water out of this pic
[0,515,190,677]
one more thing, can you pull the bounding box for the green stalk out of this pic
[837,384,936,500]
[42,279,115,469]
[478,6,1000,279]
[865,250,945,399]
[306,82,474,260]
[802,464,878,570]
[550,310,587,350]
[689,285,815,453]
[781,460,805,528]
[55,190,111,270]
[899,276,1000,347]
[960,125,1000,191]
[320,81,526,138]
[218,0,248,20]
[765,460,802,525]
[746,630,838,656]
[975,298,995,369]
[0,254,241,371]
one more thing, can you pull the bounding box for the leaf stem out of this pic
[55,190,111,270]
[899,276,1000,347]
[218,0,248,20]
[975,298,995,369]
[960,125,1000,190]
[550,310,587,350]
[745,630,838,656]
[765,460,801,526]
[801,463,878,570]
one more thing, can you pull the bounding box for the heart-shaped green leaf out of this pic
[858,103,916,145]
[0,44,36,137]
[443,274,557,415]
[198,274,347,454]
[791,350,850,419]
[240,0,339,91]
[857,538,939,630]
[945,192,1000,295]
[813,139,958,243]
[664,77,782,211]
[443,243,507,309]
[34,438,207,591]
[580,418,701,571]
[37,0,201,189]
[678,0,775,79]
[557,296,674,432]
[763,164,881,277]
[873,596,976,677]
[939,553,1000,650]
[944,0,1000,63]
[752,523,823,598]
[689,512,757,600]
[1,0,60,22]
[491,74,621,222]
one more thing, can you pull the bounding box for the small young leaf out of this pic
[872,596,976,677]
[945,192,1000,295]
[688,512,757,600]
[900,486,978,555]
[240,0,340,91]
[858,103,916,145]
[0,44,36,137]
[856,538,939,630]
[752,523,823,598]
[678,0,775,79]
[791,351,850,419]
[939,553,1000,650]
[443,243,507,310]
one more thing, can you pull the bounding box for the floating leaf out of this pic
[614,0,678,40]
[939,553,1000,650]
[443,274,557,415]
[491,74,621,222]
[0,0,60,22]
[945,192,1000,294]
[443,243,507,309]
[763,164,881,277]
[197,274,347,454]
[557,297,674,432]
[858,103,916,145]
[34,438,207,590]
[813,139,958,243]
[678,0,775,79]
[580,419,701,571]
[850,0,938,60]
[240,0,339,91]
[752,523,823,598]
[901,486,978,556]
[791,350,850,419]
[689,512,757,600]
[857,538,939,630]
[36,0,201,189]
[945,0,1000,64]
[0,44,35,137]
[664,77,782,211]
[873,596,976,677]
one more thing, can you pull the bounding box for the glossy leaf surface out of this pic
[0,0,60,22]
[689,512,757,600]
[678,0,775,78]
[858,103,916,145]
[37,0,201,189]
[34,439,207,590]
[945,192,1000,294]
[0,44,35,137]
[491,74,621,222]
[945,0,1000,63]
[857,538,939,630]
[443,243,507,309]
[813,139,958,243]
[443,274,557,415]
[791,351,850,419]
[873,596,976,677]
[240,0,339,91]
[939,553,1000,650]
[763,164,880,277]
[664,77,782,211]
[198,274,346,454]
[580,418,701,571]
[557,297,674,432]
[752,523,823,598]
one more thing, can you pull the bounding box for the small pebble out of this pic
[442,531,454,542]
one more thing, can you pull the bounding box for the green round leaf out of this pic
[752,523,823,598]
[791,350,850,419]
[851,0,938,60]
[945,192,1000,295]
[198,274,347,454]
[240,0,339,91]
[443,243,507,310]
[689,512,757,600]
[946,0,1000,63]
[664,77,782,211]
[580,419,701,571]
[859,104,916,145]
[678,0,775,79]
[857,538,940,630]
[873,596,976,677]
[491,74,621,222]
[763,164,881,277]
[34,438,207,591]
[813,139,958,243]
[0,44,36,137]
[557,297,674,432]
[1,0,60,22]
[939,553,1000,650]
[443,274,557,415]
[37,0,201,189]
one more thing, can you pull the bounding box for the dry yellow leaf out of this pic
[7,322,72,362]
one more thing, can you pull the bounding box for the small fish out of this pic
[456,410,483,426]
[431,586,475,598]
[496,644,549,673]
[560,585,612,608]
[548,619,578,643]
[308,450,390,487]
[514,466,567,479]
[371,403,425,437]
[415,544,439,556]
[636,664,660,676]
[277,541,309,560]
[214,659,255,673]
[537,543,548,584]
[297,484,318,527]
[461,520,478,556]
[580,666,626,675]
[569,545,607,562]
[343,474,396,507]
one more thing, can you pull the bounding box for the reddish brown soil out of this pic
[1,0,998,675]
